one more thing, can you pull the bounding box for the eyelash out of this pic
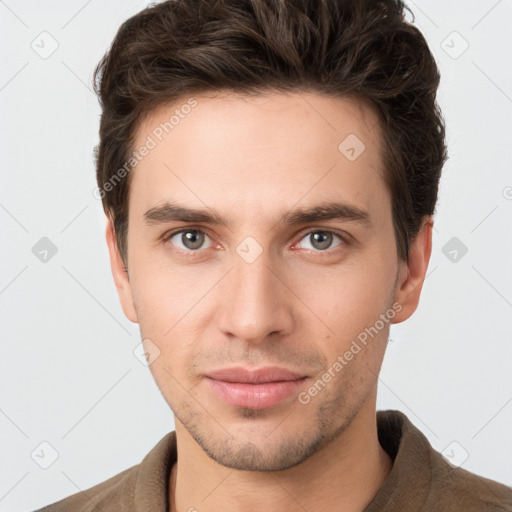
[162,227,349,258]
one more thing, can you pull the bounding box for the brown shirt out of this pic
[34,410,512,511]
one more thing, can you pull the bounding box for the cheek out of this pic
[129,271,205,390]
[298,257,394,334]
[142,326,199,405]
[130,255,213,329]
[292,256,396,393]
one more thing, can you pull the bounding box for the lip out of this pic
[204,366,308,409]
[205,366,306,383]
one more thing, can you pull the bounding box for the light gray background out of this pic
[1,0,511,510]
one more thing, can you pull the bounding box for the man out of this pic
[35,0,512,510]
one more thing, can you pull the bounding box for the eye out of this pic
[163,228,346,256]
[166,229,212,251]
[296,230,345,252]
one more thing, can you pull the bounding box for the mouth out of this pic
[204,366,308,409]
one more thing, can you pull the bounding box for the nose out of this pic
[216,248,295,344]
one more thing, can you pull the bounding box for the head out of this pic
[95,0,447,471]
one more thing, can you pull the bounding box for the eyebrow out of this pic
[143,200,372,229]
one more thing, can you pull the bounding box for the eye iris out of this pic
[311,232,332,250]
[182,230,204,250]
[177,231,336,251]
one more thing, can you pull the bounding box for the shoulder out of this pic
[31,431,177,512]
[376,410,512,511]
[31,464,138,511]
[430,456,512,511]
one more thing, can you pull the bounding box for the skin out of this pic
[105,91,432,512]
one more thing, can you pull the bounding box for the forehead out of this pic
[136,90,382,158]
[129,91,389,228]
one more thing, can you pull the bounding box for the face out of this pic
[107,91,430,472]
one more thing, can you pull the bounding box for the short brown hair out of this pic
[93,0,447,265]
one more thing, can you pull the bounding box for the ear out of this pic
[105,215,138,324]
[391,215,433,324]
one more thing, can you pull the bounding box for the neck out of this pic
[169,396,392,512]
